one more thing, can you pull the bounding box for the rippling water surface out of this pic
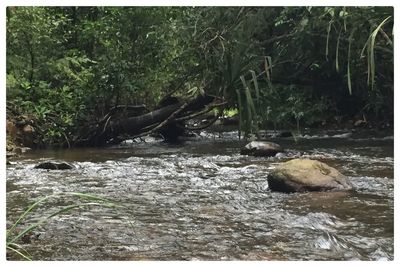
[6,130,394,260]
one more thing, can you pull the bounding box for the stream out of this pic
[6,129,394,260]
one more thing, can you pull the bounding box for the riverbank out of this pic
[6,112,393,153]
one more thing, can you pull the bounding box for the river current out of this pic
[6,129,394,260]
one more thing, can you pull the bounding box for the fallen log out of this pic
[78,94,222,146]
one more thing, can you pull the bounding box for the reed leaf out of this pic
[7,195,51,237]
[326,21,333,61]
[10,201,113,244]
[249,70,260,101]
[69,192,116,205]
[335,27,342,73]
[367,41,371,86]
[347,28,356,95]
[235,88,243,139]
[240,76,253,129]
[6,245,32,261]
[8,222,43,246]
[360,16,392,89]
[264,56,273,90]
[360,33,369,59]
[369,16,391,90]
[7,242,32,259]
[7,192,122,260]
[240,75,259,136]
[264,56,272,78]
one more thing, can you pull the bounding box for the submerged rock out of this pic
[6,152,18,158]
[240,141,283,157]
[274,131,293,138]
[267,159,353,193]
[34,161,74,170]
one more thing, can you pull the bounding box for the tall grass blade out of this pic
[264,56,272,77]
[326,21,333,61]
[69,192,115,204]
[226,52,232,84]
[264,56,273,90]
[46,204,86,219]
[369,16,391,90]
[347,28,356,95]
[7,242,32,259]
[235,88,243,140]
[240,76,252,131]
[367,41,371,86]
[8,222,42,245]
[7,195,51,237]
[360,34,370,58]
[335,28,342,73]
[240,75,259,136]
[249,70,260,101]
[8,202,110,245]
[7,192,122,260]
[6,245,32,261]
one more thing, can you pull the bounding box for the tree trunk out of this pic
[81,94,217,146]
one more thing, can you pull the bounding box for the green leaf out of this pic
[249,70,260,101]
[369,16,391,90]
[347,28,356,95]
[335,28,342,73]
[325,21,333,61]
[7,195,51,237]
[6,245,32,261]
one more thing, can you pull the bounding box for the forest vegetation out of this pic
[6,6,394,148]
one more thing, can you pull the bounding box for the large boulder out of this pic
[34,161,74,170]
[241,141,283,157]
[267,159,353,193]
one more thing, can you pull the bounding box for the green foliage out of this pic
[6,7,393,145]
[223,108,238,117]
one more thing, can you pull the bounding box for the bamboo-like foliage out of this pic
[361,16,392,90]
[324,9,392,98]
[236,70,264,139]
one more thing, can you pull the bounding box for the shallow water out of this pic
[6,130,394,260]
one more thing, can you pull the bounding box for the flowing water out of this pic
[6,130,394,260]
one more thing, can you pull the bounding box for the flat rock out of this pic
[240,141,283,157]
[267,159,353,193]
[34,161,74,170]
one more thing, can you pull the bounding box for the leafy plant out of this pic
[6,7,393,147]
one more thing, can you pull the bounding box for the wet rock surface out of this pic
[34,161,74,170]
[240,141,283,157]
[267,159,353,193]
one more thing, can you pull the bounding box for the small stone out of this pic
[241,141,283,157]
